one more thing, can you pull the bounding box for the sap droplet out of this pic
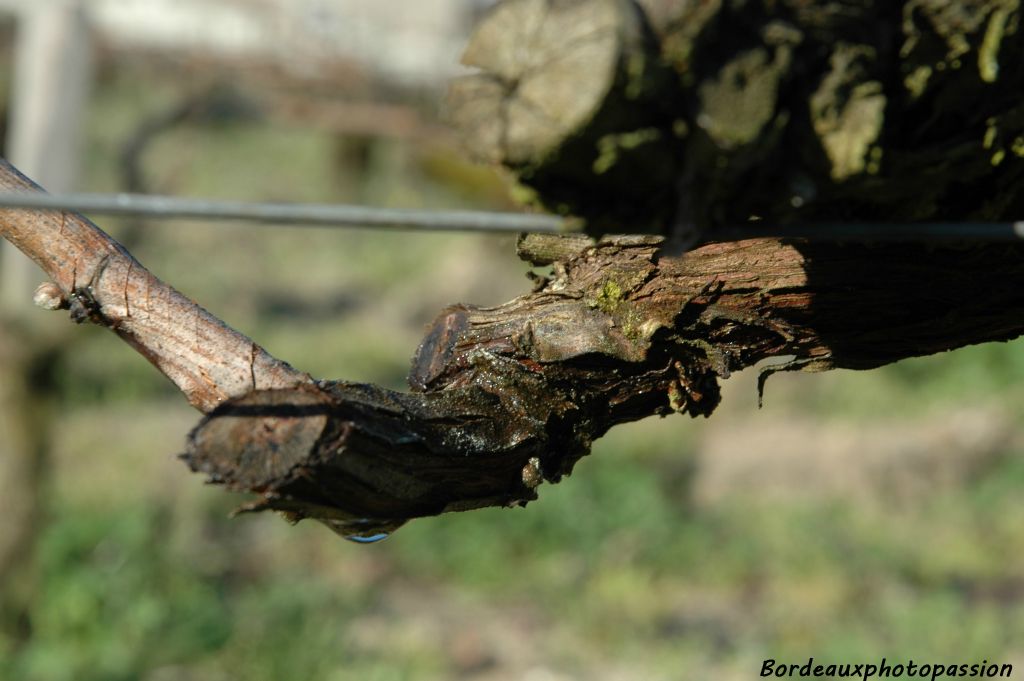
[317,516,407,543]
[345,532,389,544]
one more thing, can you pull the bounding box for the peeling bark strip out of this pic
[449,0,1024,234]
[186,234,1024,538]
[0,159,307,411]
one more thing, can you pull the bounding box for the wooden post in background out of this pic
[1,0,92,303]
[0,0,93,641]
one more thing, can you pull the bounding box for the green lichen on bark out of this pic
[809,43,886,180]
[592,279,624,313]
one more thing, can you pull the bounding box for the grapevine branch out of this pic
[1,157,1022,537]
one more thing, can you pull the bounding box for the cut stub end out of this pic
[184,385,332,490]
[183,381,555,539]
[183,384,417,539]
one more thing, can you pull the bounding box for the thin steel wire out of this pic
[0,190,1022,242]
[0,191,569,233]
[714,221,1024,242]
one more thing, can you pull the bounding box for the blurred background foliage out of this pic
[1,3,1024,680]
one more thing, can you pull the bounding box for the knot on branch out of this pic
[415,234,730,421]
[68,285,106,325]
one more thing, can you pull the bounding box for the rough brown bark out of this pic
[448,0,1024,234]
[185,234,1024,539]
[1,150,1021,539]
[4,3,1024,541]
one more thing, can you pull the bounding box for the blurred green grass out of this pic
[3,61,1024,681]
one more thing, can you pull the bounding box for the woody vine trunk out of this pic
[3,0,1024,538]
[185,234,1024,537]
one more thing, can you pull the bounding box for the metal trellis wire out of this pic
[0,190,1022,242]
[0,191,568,234]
